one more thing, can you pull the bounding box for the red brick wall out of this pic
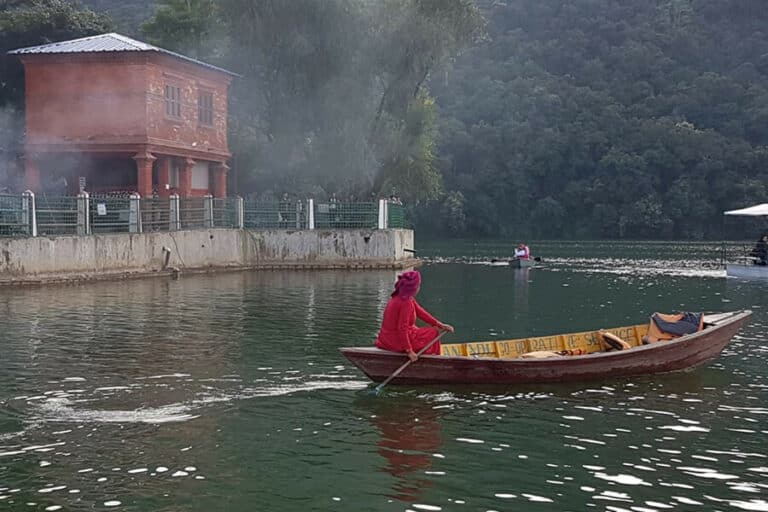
[24,55,148,144]
[23,53,231,158]
[145,55,230,156]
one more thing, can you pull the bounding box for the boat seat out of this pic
[519,350,561,359]
[599,331,631,351]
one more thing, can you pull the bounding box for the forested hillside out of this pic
[424,0,768,239]
[3,1,767,240]
[79,0,155,34]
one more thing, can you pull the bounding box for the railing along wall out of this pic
[0,193,406,237]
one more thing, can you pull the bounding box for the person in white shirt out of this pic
[513,243,530,260]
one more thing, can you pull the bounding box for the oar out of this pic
[370,329,447,396]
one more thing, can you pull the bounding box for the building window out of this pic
[165,84,181,118]
[192,161,209,189]
[198,91,213,126]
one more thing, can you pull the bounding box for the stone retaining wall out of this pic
[0,229,417,285]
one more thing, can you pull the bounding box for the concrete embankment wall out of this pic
[0,229,417,285]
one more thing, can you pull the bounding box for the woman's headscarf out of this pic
[391,270,421,298]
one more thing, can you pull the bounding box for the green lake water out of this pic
[0,240,766,511]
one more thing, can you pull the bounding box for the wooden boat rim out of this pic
[340,310,751,363]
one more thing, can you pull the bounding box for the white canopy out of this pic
[724,203,768,216]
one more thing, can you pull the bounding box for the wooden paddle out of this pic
[370,328,448,396]
[490,256,542,264]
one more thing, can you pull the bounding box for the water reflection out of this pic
[0,245,766,512]
[358,396,444,503]
[512,267,530,320]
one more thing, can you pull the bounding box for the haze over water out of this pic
[0,240,766,511]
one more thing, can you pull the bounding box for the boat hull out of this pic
[340,311,751,385]
[727,263,768,279]
[510,258,533,268]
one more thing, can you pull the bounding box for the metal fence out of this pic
[243,201,308,229]
[213,198,240,229]
[0,194,25,237]
[141,197,172,232]
[0,192,408,238]
[36,196,78,236]
[180,197,207,230]
[90,196,131,233]
[387,203,408,229]
[314,201,377,229]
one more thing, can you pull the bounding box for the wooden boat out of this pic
[340,310,752,385]
[489,258,536,268]
[724,203,768,279]
[727,260,768,279]
[510,258,534,268]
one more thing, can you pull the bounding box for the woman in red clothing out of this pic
[376,270,454,361]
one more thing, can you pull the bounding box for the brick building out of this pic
[9,33,237,198]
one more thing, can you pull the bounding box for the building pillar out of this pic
[24,156,41,193]
[157,157,171,198]
[179,157,194,197]
[133,151,156,197]
[212,162,228,198]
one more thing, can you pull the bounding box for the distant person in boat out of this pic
[750,234,768,265]
[376,270,454,361]
[513,243,530,260]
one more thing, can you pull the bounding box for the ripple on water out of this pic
[678,466,740,480]
[455,438,484,444]
[0,261,765,512]
[522,494,554,503]
[593,473,652,486]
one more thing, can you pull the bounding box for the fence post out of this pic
[308,199,315,230]
[169,194,181,231]
[379,199,389,229]
[129,192,142,233]
[77,191,90,235]
[203,194,214,228]
[235,196,244,229]
[22,190,37,237]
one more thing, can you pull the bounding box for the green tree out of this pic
[0,0,113,107]
[375,93,442,202]
[79,0,155,33]
[530,196,566,239]
[0,0,113,188]
[429,0,768,239]
[212,0,484,201]
[141,0,218,59]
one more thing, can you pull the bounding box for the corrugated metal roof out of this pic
[8,33,238,77]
